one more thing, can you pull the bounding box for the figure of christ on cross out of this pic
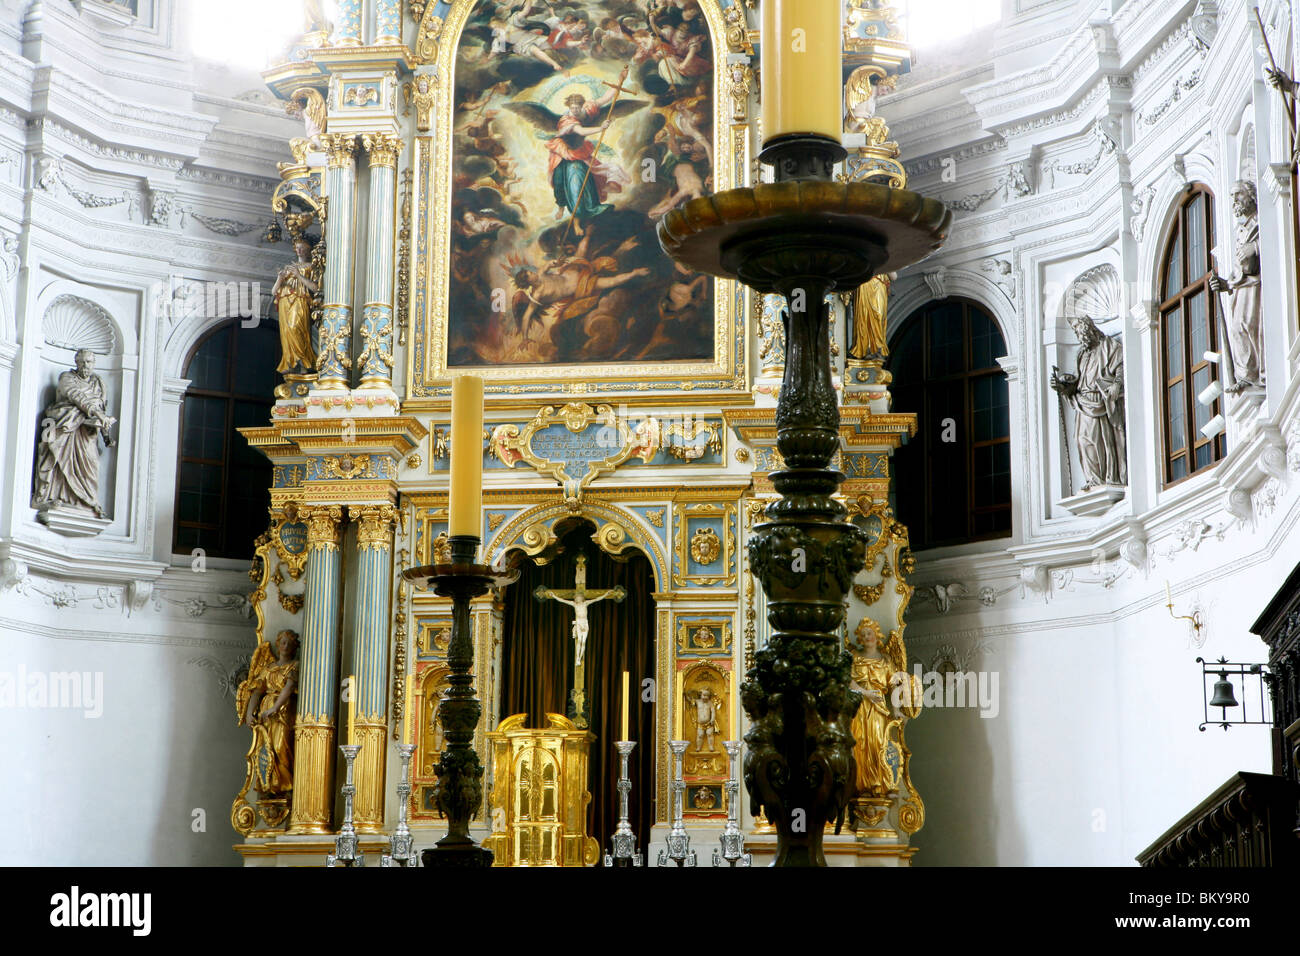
[533,554,625,667]
[534,554,625,728]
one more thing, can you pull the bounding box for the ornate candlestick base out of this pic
[658,141,950,867]
[657,740,696,867]
[404,536,517,869]
[603,740,643,867]
[381,743,418,867]
[327,744,364,868]
[713,741,751,867]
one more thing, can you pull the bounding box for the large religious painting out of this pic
[414,0,743,396]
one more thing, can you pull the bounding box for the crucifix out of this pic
[534,554,625,729]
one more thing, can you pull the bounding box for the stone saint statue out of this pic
[33,348,115,517]
[271,237,319,374]
[534,555,624,667]
[849,272,893,361]
[688,686,720,753]
[237,630,300,797]
[1209,180,1263,392]
[1050,315,1127,489]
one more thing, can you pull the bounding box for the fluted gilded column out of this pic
[332,0,362,45]
[318,134,357,391]
[350,504,397,833]
[358,132,401,391]
[375,0,402,44]
[290,505,345,834]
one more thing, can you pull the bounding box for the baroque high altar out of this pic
[233,0,924,866]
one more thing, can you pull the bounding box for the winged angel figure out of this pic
[503,68,646,233]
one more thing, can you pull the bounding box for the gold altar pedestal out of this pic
[484,713,601,867]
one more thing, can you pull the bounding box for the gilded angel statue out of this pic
[284,87,327,165]
[236,630,300,798]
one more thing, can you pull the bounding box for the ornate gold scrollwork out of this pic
[663,418,722,461]
[322,453,374,480]
[270,504,311,580]
[722,3,752,53]
[673,502,737,587]
[726,62,752,122]
[487,403,661,500]
[403,75,437,132]
[675,617,733,655]
[413,10,444,63]
[690,526,721,565]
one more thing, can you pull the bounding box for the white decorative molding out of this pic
[36,505,113,538]
[41,294,119,353]
[1062,263,1121,321]
[188,656,247,698]
[147,188,174,227]
[922,268,947,299]
[1129,299,1156,334]
[1129,184,1157,241]
[1057,485,1126,517]
[178,205,265,237]
[1225,487,1253,522]
[0,559,27,591]
[126,580,153,614]
[1163,518,1229,556]
[980,258,1017,301]
[1119,521,1148,569]
[1189,0,1219,52]
[1019,564,1049,597]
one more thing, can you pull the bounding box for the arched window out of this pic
[173,321,279,559]
[1158,184,1225,485]
[888,298,1011,549]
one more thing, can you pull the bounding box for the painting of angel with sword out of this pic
[506,64,646,236]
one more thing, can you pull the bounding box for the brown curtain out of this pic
[498,524,656,857]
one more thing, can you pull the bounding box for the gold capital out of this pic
[305,505,344,549]
[324,133,357,169]
[362,131,403,168]
[351,504,397,550]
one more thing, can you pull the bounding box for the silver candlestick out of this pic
[712,740,751,867]
[657,739,697,866]
[603,740,643,867]
[327,744,365,868]
[381,743,417,867]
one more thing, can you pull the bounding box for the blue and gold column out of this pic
[375,0,402,44]
[290,505,344,834]
[318,134,357,391]
[358,132,401,392]
[350,504,397,832]
[332,0,362,45]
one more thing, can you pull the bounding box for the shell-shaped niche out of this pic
[1060,263,1120,323]
[42,294,119,354]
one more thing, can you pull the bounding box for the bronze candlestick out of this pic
[658,134,950,866]
[404,535,516,868]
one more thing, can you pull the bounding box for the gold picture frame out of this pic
[406,0,749,404]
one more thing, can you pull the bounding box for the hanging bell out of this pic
[1209,672,1238,709]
